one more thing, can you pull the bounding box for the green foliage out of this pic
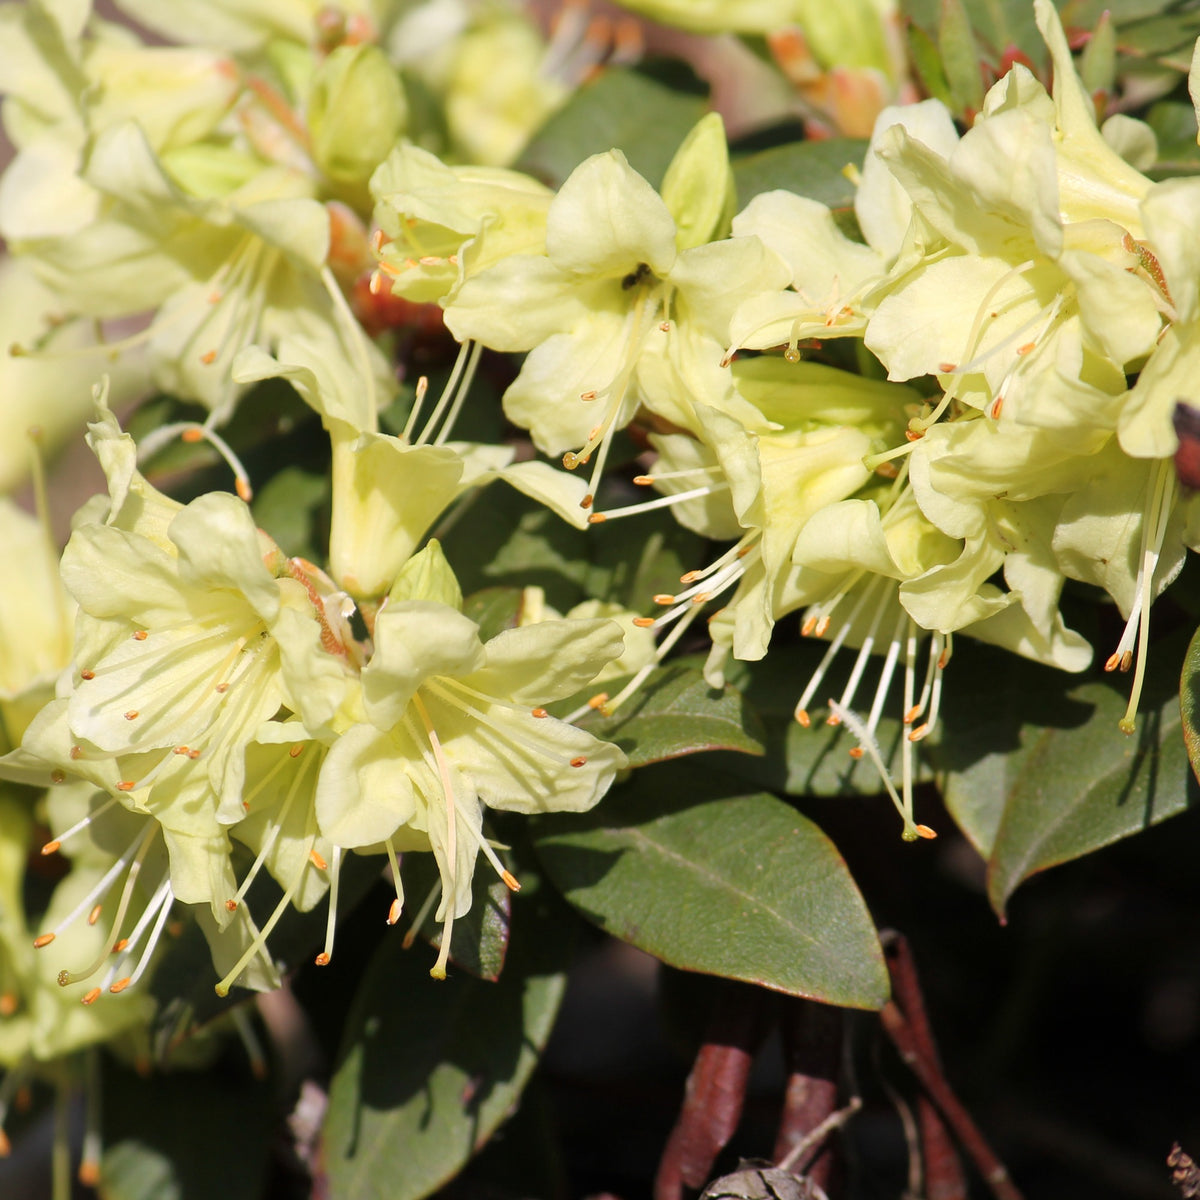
[532,761,890,1009]
[574,661,767,766]
[320,880,571,1200]
[937,636,1197,916]
[516,66,710,189]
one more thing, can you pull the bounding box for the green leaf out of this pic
[516,67,709,190]
[320,880,572,1200]
[251,465,328,560]
[401,850,512,982]
[907,22,955,108]
[100,1057,274,1200]
[939,0,986,117]
[1178,624,1200,786]
[441,483,705,615]
[938,634,1197,917]
[732,138,867,218]
[1146,100,1200,176]
[574,661,766,767]
[532,761,889,1009]
[462,587,525,641]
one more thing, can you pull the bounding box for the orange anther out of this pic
[570,757,587,768]
[109,978,131,994]
[80,669,95,680]
[33,934,55,949]
[289,744,304,757]
[132,630,148,641]
[314,952,331,966]
[387,898,402,926]
[309,849,328,871]
[81,988,101,1006]
[88,905,102,926]
[531,707,549,719]
[40,840,60,856]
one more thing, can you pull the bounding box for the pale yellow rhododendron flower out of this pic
[314,542,628,979]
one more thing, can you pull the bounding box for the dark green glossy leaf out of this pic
[440,488,592,613]
[442,484,705,615]
[731,139,867,216]
[937,635,1196,916]
[320,881,571,1200]
[574,662,765,767]
[940,0,986,116]
[907,22,955,108]
[516,67,708,190]
[1178,624,1200,787]
[401,851,512,982]
[251,465,328,560]
[100,1056,274,1200]
[904,0,1043,65]
[1146,100,1200,176]
[532,762,889,1009]
[462,587,525,641]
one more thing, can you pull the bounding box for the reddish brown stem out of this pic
[772,1000,842,1191]
[654,984,773,1200]
[881,933,968,1200]
[879,935,1024,1200]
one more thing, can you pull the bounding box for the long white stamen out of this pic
[590,482,730,524]
[315,846,343,966]
[828,699,918,839]
[411,693,459,979]
[101,877,173,992]
[1118,461,1175,733]
[415,338,473,447]
[36,828,146,944]
[577,600,704,721]
[136,420,254,501]
[432,340,483,446]
[60,822,158,987]
[109,883,174,994]
[40,794,121,856]
[795,581,875,726]
[865,609,908,738]
[401,375,430,444]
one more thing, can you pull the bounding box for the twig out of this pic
[773,1001,843,1189]
[654,983,773,1200]
[881,933,968,1200]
